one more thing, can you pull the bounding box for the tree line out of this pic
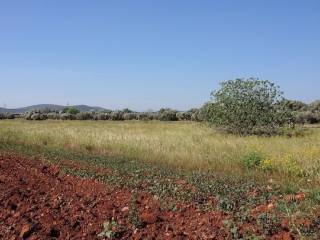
[1,78,319,136]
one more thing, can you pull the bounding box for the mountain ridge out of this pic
[0,104,106,114]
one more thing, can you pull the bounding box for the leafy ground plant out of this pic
[97,219,118,238]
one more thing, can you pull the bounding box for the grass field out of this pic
[1,119,320,188]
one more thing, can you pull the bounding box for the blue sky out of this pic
[0,0,319,111]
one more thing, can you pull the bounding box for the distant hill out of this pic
[0,104,106,114]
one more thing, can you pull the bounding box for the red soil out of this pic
[0,153,296,239]
[0,153,229,239]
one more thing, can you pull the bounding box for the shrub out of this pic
[198,103,215,122]
[282,100,308,111]
[24,112,33,120]
[190,111,201,122]
[41,107,52,114]
[295,111,320,124]
[104,112,112,120]
[31,113,47,121]
[63,107,80,115]
[176,112,192,121]
[137,112,154,120]
[207,78,294,135]
[0,113,5,119]
[60,113,76,120]
[158,109,178,121]
[150,113,159,120]
[184,108,201,122]
[5,113,15,119]
[95,113,107,120]
[92,114,99,121]
[47,112,59,120]
[110,111,124,121]
[76,112,93,120]
[102,109,113,114]
[123,112,137,120]
[309,100,320,112]
[122,108,133,113]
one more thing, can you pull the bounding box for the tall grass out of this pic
[1,119,320,185]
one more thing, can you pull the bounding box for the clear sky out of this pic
[0,0,319,111]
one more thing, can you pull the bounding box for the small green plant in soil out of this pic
[97,218,118,238]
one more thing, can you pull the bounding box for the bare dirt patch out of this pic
[0,153,230,239]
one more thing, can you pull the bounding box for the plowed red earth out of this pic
[0,153,293,239]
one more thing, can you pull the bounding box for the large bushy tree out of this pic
[207,78,294,135]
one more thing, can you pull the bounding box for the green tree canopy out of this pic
[206,78,293,135]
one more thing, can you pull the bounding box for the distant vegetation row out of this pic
[1,99,319,124]
[0,107,202,121]
[1,78,319,135]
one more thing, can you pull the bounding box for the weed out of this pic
[128,190,142,228]
[97,218,118,238]
[281,181,300,194]
[309,189,320,204]
[260,158,274,172]
[257,213,281,236]
[84,144,94,152]
[243,151,264,169]
[223,220,240,239]
[281,154,301,176]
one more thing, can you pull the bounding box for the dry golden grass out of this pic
[1,119,320,184]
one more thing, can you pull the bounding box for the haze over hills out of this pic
[0,104,106,114]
